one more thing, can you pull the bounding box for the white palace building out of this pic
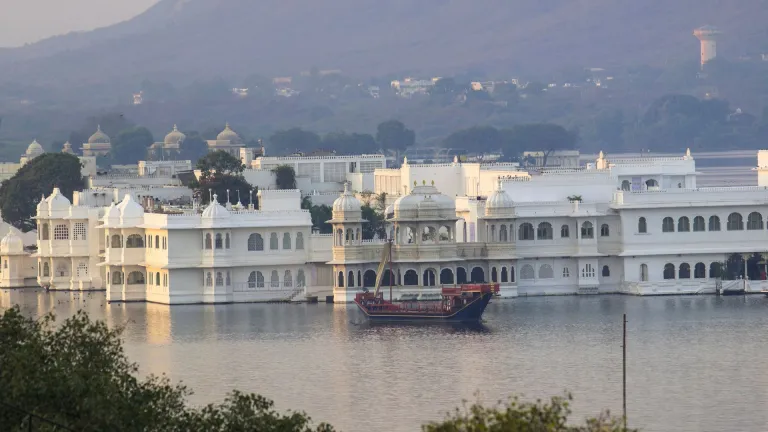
[7,148,768,304]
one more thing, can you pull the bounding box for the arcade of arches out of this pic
[332,264,517,288]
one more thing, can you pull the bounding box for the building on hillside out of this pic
[148,125,185,160]
[523,150,581,168]
[81,125,112,157]
[207,123,244,157]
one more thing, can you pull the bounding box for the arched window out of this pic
[336,229,343,246]
[440,268,455,285]
[520,264,535,280]
[296,233,304,250]
[225,233,231,249]
[538,264,554,279]
[694,262,706,279]
[73,222,87,241]
[53,224,69,240]
[215,233,223,249]
[537,222,553,240]
[640,264,648,282]
[205,272,213,286]
[204,233,212,249]
[76,262,88,279]
[663,263,675,280]
[501,267,508,282]
[337,271,345,287]
[297,270,306,287]
[600,224,610,237]
[248,234,263,251]
[582,264,595,278]
[510,266,515,282]
[621,180,630,191]
[602,265,610,277]
[518,223,534,241]
[348,270,355,287]
[709,262,722,278]
[127,271,145,285]
[662,217,675,232]
[270,233,278,250]
[560,224,570,238]
[490,225,496,242]
[580,222,594,239]
[562,267,570,278]
[126,234,144,248]
[346,229,354,242]
[403,270,419,285]
[56,262,68,277]
[155,235,160,249]
[747,212,763,230]
[709,216,721,231]
[248,271,257,288]
[112,271,123,284]
[457,267,467,284]
[283,233,291,250]
[638,217,647,233]
[164,273,168,287]
[499,225,508,242]
[41,223,49,240]
[226,271,231,286]
[693,216,705,232]
[111,234,122,248]
[679,263,691,279]
[727,213,743,230]
[678,217,690,232]
[270,270,279,287]
[491,267,498,282]
[470,267,485,283]
[42,262,50,277]
[163,237,167,249]
[156,272,161,286]
[645,179,658,188]
[215,272,224,286]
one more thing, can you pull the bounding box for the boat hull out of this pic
[355,292,493,323]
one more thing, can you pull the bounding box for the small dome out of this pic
[25,139,44,158]
[164,124,186,145]
[486,181,514,216]
[104,202,120,226]
[47,188,71,212]
[202,195,231,219]
[393,183,455,220]
[35,194,47,216]
[61,141,74,154]
[0,229,23,254]
[216,122,242,143]
[117,194,144,221]
[332,183,362,219]
[88,125,110,144]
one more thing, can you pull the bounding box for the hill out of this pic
[0,0,765,87]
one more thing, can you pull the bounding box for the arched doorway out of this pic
[337,271,344,287]
[381,269,395,286]
[456,267,468,284]
[439,268,454,284]
[423,269,436,286]
[470,267,485,283]
[363,270,377,287]
[403,270,418,285]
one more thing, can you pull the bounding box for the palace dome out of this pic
[0,229,23,255]
[164,124,186,145]
[88,125,110,144]
[104,202,120,226]
[47,188,71,213]
[216,123,241,143]
[36,195,47,217]
[202,195,231,219]
[393,183,455,219]
[25,139,44,158]
[485,180,514,217]
[332,183,362,221]
[117,194,144,221]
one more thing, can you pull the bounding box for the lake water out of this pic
[4,289,768,432]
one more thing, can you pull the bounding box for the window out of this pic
[271,270,279,287]
[204,233,212,249]
[694,263,706,279]
[283,233,291,250]
[205,272,212,287]
[600,224,610,237]
[709,262,722,278]
[56,263,68,277]
[501,267,508,282]
[520,264,535,280]
[164,273,168,287]
[126,234,144,248]
[248,234,264,251]
[581,264,595,278]
[538,264,554,279]
[248,271,257,288]
[537,222,553,240]
[155,235,160,249]
[621,180,630,191]
[257,271,265,288]
[226,271,231,286]
[296,233,305,250]
[727,213,744,231]
[73,223,87,241]
[709,216,721,231]
[270,233,278,250]
[215,233,223,249]
[678,217,690,232]
[225,233,231,249]
[163,237,167,250]
[646,179,658,188]
[561,224,570,238]
[215,272,224,286]
[518,223,534,241]
[510,266,515,283]
[562,267,570,278]
[679,263,691,279]
[156,272,161,286]
[490,225,496,242]
[580,222,594,239]
[663,263,675,280]
[491,267,498,282]
[297,270,306,287]
[602,265,610,277]
[747,212,763,230]
[41,223,49,240]
[338,271,345,287]
[348,270,355,287]
[640,264,648,282]
[111,234,122,248]
[42,262,50,277]
[693,216,705,232]
[112,271,123,285]
[499,225,508,242]
[284,270,292,287]
[638,217,647,233]
[662,217,675,232]
[76,262,88,278]
[127,271,145,285]
[53,224,69,240]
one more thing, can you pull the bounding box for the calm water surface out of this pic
[4,289,768,432]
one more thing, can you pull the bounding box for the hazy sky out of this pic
[0,0,159,47]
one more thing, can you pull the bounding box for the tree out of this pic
[501,123,577,167]
[309,204,333,233]
[111,127,154,165]
[0,153,84,232]
[0,306,335,431]
[198,175,255,206]
[196,151,245,180]
[442,126,501,154]
[376,120,415,162]
[272,165,297,189]
[374,192,388,213]
[361,204,386,240]
[269,128,322,155]
[179,132,209,162]
[322,132,377,155]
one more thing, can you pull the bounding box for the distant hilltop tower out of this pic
[693,25,722,68]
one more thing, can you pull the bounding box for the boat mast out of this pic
[623,313,627,430]
[389,239,393,301]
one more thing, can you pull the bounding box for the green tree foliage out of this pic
[0,153,84,232]
[443,126,502,154]
[376,120,416,157]
[179,132,209,162]
[269,128,322,154]
[361,204,386,240]
[423,394,633,432]
[502,123,577,166]
[272,165,297,189]
[111,127,155,165]
[0,306,334,431]
[310,204,333,234]
[322,132,377,154]
[192,151,251,205]
[196,150,245,179]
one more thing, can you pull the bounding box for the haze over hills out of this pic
[1,0,765,87]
